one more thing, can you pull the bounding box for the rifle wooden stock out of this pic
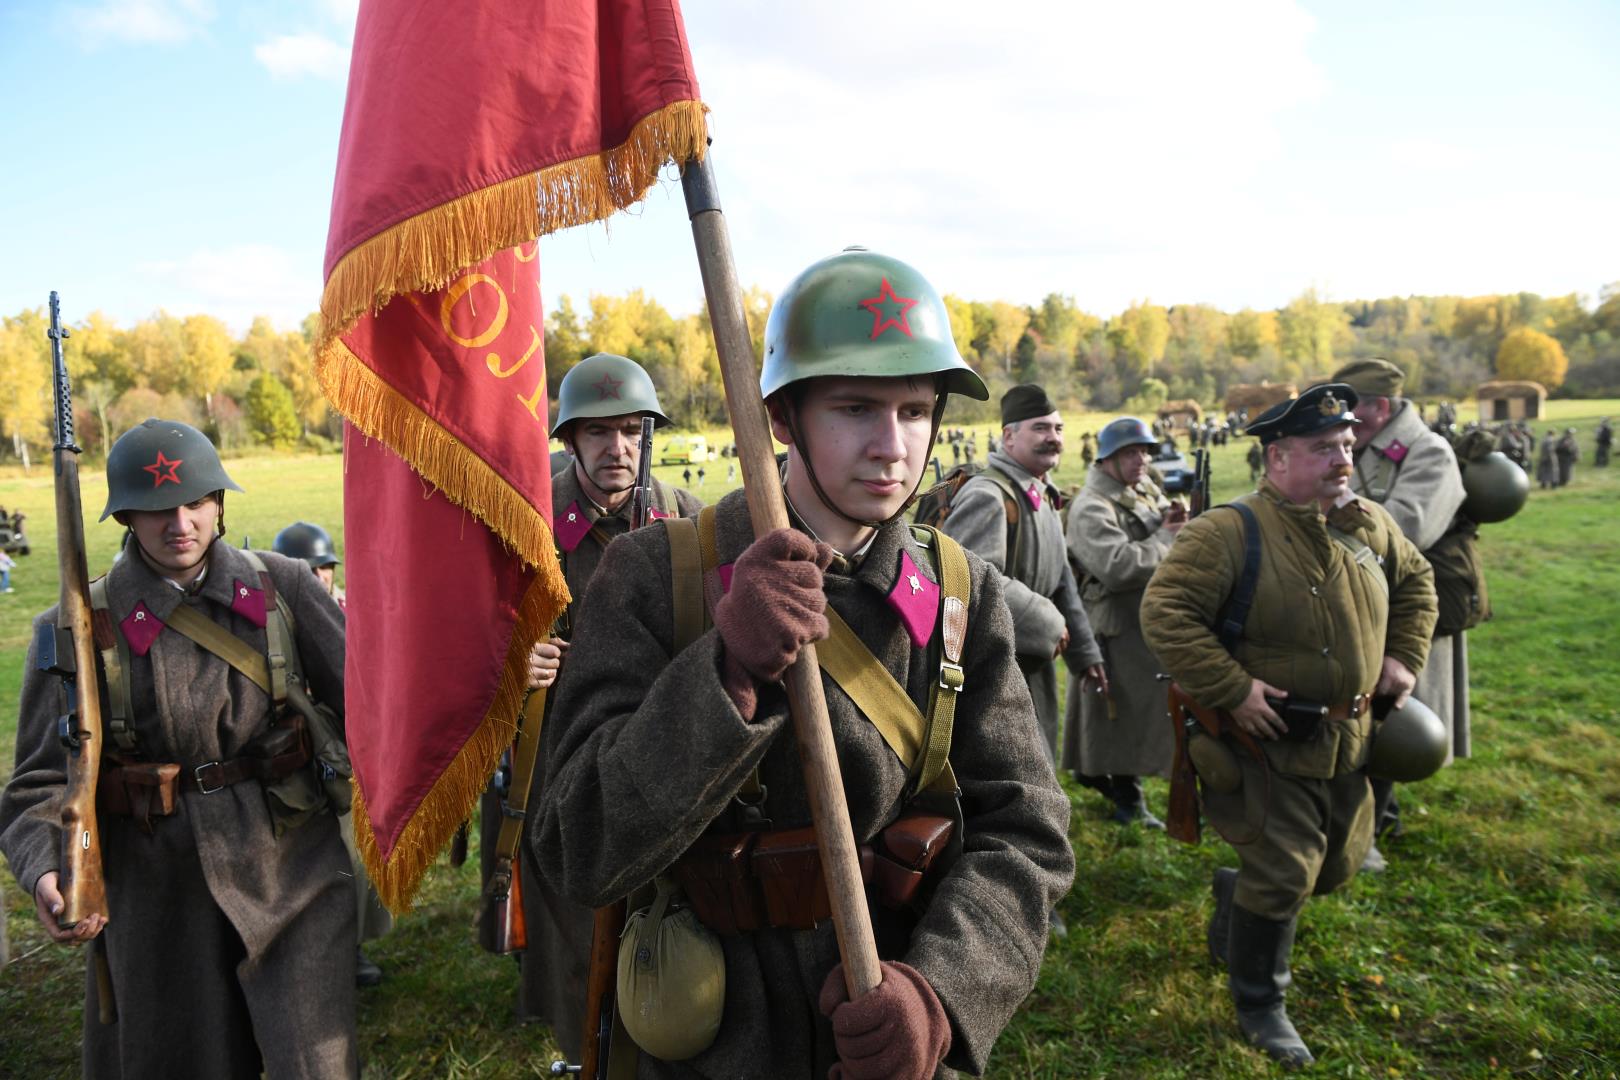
[579,899,626,1080]
[1165,683,1209,845]
[682,152,882,1001]
[48,292,109,932]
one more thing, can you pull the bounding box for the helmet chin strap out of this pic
[781,394,946,530]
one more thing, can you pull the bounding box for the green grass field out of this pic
[3,401,1618,1077]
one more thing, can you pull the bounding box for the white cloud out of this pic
[254,32,351,82]
[138,245,320,333]
[71,0,215,44]
[323,0,360,29]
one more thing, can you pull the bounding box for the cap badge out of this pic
[143,451,184,487]
[1318,392,1345,418]
[858,278,918,340]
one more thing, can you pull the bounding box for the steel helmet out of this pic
[1461,450,1529,524]
[1097,416,1159,461]
[1367,696,1448,782]
[100,418,243,521]
[554,354,671,436]
[272,522,340,569]
[761,247,988,401]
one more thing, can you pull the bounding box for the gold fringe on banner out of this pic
[351,569,561,913]
[317,99,709,349]
[315,99,705,911]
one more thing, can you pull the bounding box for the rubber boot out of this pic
[1208,867,1237,965]
[1228,905,1314,1068]
[1108,776,1166,830]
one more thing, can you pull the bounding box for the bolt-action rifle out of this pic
[1187,447,1213,517]
[38,291,116,1021]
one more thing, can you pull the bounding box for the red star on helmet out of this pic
[858,278,918,340]
[594,374,624,400]
[143,451,184,487]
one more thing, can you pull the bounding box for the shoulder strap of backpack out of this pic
[89,577,140,753]
[979,466,1027,571]
[242,550,292,705]
[1215,503,1262,653]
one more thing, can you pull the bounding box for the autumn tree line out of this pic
[2,284,1617,465]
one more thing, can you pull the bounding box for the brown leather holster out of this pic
[1166,682,1270,846]
[673,811,957,935]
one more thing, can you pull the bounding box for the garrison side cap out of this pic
[761,247,989,402]
[100,418,243,521]
[1244,383,1361,446]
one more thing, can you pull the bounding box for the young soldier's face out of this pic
[772,376,938,523]
[565,414,645,496]
[120,497,220,579]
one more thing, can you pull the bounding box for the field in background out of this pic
[2,399,1617,1077]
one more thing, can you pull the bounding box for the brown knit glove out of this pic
[818,961,950,1080]
[713,527,833,718]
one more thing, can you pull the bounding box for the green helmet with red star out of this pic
[100,418,243,521]
[553,353,671,438]
[761,247,988,402]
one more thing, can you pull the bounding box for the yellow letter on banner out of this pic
[488,325,541,379]
[440,274,510,349]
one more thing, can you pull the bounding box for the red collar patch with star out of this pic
[143,451,184,487]
[859,278,918,340]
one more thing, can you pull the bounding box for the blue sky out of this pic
[1,0,1615,334]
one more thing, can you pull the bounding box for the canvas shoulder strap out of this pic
[1215,503,1263,653]
[89,577,139,753]
[979,466,1026,573]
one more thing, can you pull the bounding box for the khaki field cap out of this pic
[1332,357,1406,399]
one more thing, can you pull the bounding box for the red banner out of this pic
[315,0,704,910]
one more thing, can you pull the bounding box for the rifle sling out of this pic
[493,687,549,864]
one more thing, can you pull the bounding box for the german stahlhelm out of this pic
[1367,696,1448,783]
[273,522,340,569]
[761,247,988,402]
[1461,450,1529,524]
[100,418,243,521]
[1097,416,1159,461]
[553,353,671,436]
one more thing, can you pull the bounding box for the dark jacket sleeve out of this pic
[906,561,1076,1074]
[0,609,68,899]
[531,531,788,906]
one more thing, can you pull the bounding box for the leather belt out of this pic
[1327,694,1370,722]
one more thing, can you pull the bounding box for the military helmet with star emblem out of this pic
[553,353,672,437]
[761,247,988,402]
[100,418,243,521]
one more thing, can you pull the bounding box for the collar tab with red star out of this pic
[120,600,166,656]
[885,549,939,649]
[230,579,268,628]
[1381,439,1409,463]
[1023,481,1043,511]
[554,501,594,552]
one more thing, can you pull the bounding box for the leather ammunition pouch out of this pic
[672,810,957,935]
[98,762,181,832]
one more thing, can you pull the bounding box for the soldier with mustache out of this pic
[1141,384,1438,1067]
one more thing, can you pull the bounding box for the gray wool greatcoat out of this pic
[1062,465,1178,779]
[479,465,702,1060]
[1350,400,1471,761]
[940,451,1100,766]
[530,487,1075,1078]
[0,541,356,1079]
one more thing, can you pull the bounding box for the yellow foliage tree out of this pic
[1495,327,1568,391]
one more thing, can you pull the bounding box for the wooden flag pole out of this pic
[682,151,883,1000]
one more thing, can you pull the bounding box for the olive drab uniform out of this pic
[0,543,356,1079]
[940,449,1100,765]
[478,463,701,1059]
[1062,464,1177,780]
[530,487,1074,1078]
[1141,481,1436,917]
[1349,399,1471,761]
